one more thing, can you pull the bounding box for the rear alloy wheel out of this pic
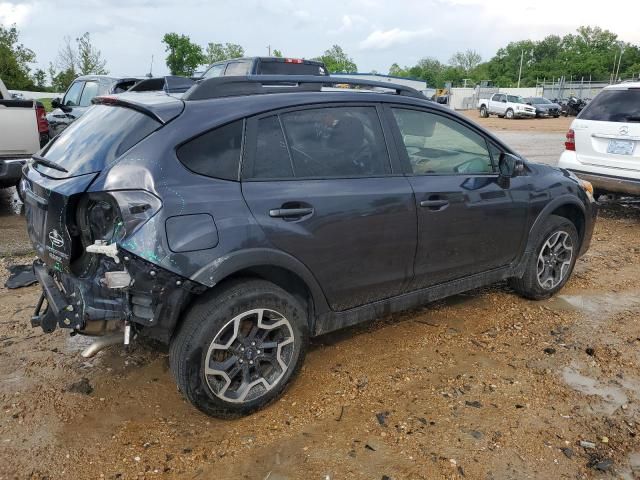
[170,279,308,418]
[509,215,579,300]
[505,108,515,119]
[480,106,488,118]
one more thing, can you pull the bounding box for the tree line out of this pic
[1,23,639,92]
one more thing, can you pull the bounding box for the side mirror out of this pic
[501,99,507,103]
[498,153,525,188]
[51,97,61,108]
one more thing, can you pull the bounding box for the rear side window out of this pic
[177,120,243,181]
[258,61,327,76]
[37,105,160,179]
[225,62,251,75]
[252,116,293,179]
[280,107,390,177]
[579,89,640,122]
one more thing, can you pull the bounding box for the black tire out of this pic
[169,279,309,418]
[509,215,579,300]
[505,108,515,119]
[16,182,24,203]
[554,115,560,118]
[480,106,488,118]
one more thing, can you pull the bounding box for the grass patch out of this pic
[37,97,54,112]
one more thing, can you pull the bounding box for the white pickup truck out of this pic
[0,78,48,191]
[478,93,536,119]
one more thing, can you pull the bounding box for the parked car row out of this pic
[478,93,564,119]
[22,72,597,417]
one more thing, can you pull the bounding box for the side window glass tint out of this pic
[280,107,390,178]
[63,81,84,106]
[204,64,225,78]
[252,116,293,179]
[392,108,493,175]
[177,120,243,180]
[225,62,250,76]
[79,81,99,106]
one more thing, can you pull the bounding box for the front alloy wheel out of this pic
[536,231,573,289]
[509,215,579,300]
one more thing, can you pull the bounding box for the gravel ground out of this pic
[1,114,639,480]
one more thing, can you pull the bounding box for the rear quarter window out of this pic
[579,89,640,122]
[177,120,244,181]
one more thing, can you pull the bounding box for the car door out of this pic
[492,94,506,115]
[386,105,529,290]
[48,80,84,137]
[241,104,417,311]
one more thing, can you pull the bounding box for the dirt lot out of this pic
[1,116,639,480]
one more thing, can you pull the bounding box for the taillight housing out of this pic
[35,102,48,133]
[565,129,575,151]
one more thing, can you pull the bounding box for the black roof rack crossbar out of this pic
[183,75,425,101]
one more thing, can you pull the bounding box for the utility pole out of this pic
[148,55,154,78]
[517,49,524,88]
[267,45,271,56]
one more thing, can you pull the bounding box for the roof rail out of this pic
[182,75,426,101]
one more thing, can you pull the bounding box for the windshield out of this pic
[529,97,550,104]
[35,105,160,179]
[579,89,640,122]
[507,95,526,104]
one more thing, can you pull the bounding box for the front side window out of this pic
[79,81,99,106]
[279,107,390,178]
[177,120,243,181]
[392,108,493,175]
[203,64,226,78]
[63,81,84,106]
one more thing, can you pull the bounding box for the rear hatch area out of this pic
[574,88,640,172]
[23,97,175,270]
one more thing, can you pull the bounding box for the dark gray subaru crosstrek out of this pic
[22,76,597,418]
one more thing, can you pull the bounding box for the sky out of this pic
[2,0,640,78]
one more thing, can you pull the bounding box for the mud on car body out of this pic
[24,76,598,418]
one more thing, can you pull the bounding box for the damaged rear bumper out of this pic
[30,250,201,342]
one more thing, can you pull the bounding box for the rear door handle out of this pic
[269,207,314,218]
[420,199,449,209]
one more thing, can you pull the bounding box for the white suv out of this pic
[558,82,640,196]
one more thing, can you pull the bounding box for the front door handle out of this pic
[420,199,449,210]
[269,207,314,218]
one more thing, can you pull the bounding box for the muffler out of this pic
[81,333,123,358]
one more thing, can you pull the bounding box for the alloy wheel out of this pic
[204,308,295,403]
[536,230,573,289]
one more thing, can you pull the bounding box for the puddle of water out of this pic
[548,291,640,321]
[562,366,628,415]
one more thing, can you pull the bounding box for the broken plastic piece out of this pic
[124,322,131,345]
[86,240,120,263]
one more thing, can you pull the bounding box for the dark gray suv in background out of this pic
[23,76,597,417]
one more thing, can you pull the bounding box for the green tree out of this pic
[32,69,47,89]
[449,50,482,72]
[0,24,36,89]
[314,45,357,73]
[272,49,283,58]
[205,42,244,64]
[77,32,108,75]
[162,33,205,76]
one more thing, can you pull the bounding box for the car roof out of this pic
[207,56,325,66]
[604,81,640,90]
[74,75,145,83]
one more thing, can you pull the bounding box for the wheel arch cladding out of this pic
[516,196,586,276]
